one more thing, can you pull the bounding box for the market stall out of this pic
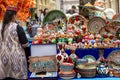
[28,6,120,79]
[1,0,120,79]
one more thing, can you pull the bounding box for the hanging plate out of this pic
[88,17,106,34]
[43,10,67,31]
[43,10,67,25]
[108,20,120,29]
[68,15,86,24]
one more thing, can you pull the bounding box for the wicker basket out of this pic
[77,68,96,78]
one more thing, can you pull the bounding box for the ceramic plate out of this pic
[68,15,86,24]
[107,50,120,65]
[82,55,96,63]
[43,10,67,25]
[88,17,106,34]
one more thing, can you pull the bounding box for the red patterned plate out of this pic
[68,15,86,25]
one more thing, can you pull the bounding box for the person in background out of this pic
[0,6,28,79]
[35,13,38,21]
[43,8,49,16]
[38,9,44,26]
[66,5,77,14]
[26,16,31,27]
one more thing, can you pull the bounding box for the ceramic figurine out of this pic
[61,49,69,62]
[94,42,98,48]
[95,34,102,48]
[66,24,75,34]
[32,35,41,44]
[37,28,43,36]
[84,42,89,49]
[81,25,87,32]
[94,0,106,19]
[50,33,57,44]
[70,46,78,63]
[42,33,49,44]
[67,33,74,44]
[88,34,96,45]
[88,42,93,48]
[75,30,82,43]
[57,32,67,44]
[103,39,110,48]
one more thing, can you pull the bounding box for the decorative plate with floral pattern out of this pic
[107,50,120,65]
[88,17,106,34]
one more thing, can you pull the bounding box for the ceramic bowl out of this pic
[60,63,74,71]
[77,68,96,78]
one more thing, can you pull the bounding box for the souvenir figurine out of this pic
[32,35,41,44]
[37,28,43,37]
[84,42,89,49]
[57,32,67,44]
[66,24,75,34]
[75,29,82,43]
[94,42,98,48]
[67,33,74,45]
[89,34,96,44]
[70,46,78,63]
[61,49,69,62]
[108,33,114,48]
[81,25,87,32]
[88,34,96,48]
[75,29,81,35]
[42,33,49,44]
[82,35,89,43]
[49,33,57,44]
[88,42,93,48]
[95,34,102,48]
[94,0,106,19]
[82,35,89,49]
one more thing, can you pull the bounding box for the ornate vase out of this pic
[97,63,109,77]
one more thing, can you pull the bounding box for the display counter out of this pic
[25,43,120,79]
